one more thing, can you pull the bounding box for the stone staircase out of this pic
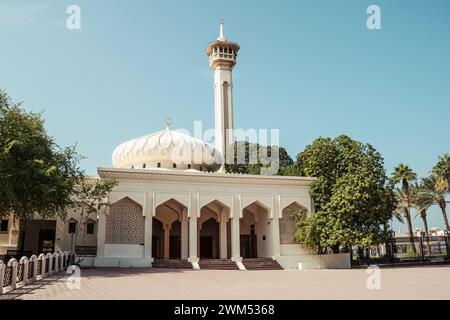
[152,259,193,269]
[199,259,239,270]
[243,258,283,270]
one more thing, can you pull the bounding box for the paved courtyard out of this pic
[2,266,450,300]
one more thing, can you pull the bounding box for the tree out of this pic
[420,173,449,231]
[0,90,82,222]
[294,135,396,253]
[432,153,450,189]
[71,176,118,250]
[225,141,293,175]
[390,164,417,253]
[408,183,433,255]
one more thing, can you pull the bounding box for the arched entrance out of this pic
[153,199,188,260]
[199,200,230,259]
[241,201,271,258]
[199,218,219,258]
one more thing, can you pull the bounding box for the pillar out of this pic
[181,209,188,259]
[144,215,153,259]
[188,214,198,263]
[230,216,241,261]
[220,211,228,259]
[271,216,281,258]
[97,207,107,257]
[163,225,170,259]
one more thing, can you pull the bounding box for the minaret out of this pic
[206,21,240,172]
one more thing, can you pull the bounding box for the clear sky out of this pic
[1,0,449,231]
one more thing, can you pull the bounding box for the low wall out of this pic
[94,257,152,268]
[104,244,144,258]
[276,254,351,270]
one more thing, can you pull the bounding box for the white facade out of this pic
[93,168,318,269]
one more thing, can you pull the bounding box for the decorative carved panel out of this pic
[106,197,144,245]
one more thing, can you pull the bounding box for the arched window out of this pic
[173,163,177,169]
[157,163,161,168]
[142,163,146,169]
[219,47,223,53]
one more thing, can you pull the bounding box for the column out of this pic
[188,214,198,263]
[230,216,241,261]
[219,210,228,259]
[163,225,170,259]
[97,207,107,257]
[271,216,281,258]
[181,209,188,260]
[144,215,153,259]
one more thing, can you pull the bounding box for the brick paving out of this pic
[3,266,449,300]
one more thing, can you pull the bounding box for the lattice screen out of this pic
[106,197,144,245]
[279,210,298,244]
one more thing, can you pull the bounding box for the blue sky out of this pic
[0,0,449,231]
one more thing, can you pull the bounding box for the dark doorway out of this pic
[240,226,257,259]
[152,236,161,259]
[200,236,213,258]
[20,220,56,255]
[152,218,164,259]
[170,236,181,259]
[38,229,56,254]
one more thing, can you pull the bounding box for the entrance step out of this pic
[199,259,239,270]
[152,259,193,269]
[243,258,284,270]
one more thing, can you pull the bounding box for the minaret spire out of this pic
[217,20,227,42]
[206,23,240,172]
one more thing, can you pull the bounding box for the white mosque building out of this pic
[0,24,350,270]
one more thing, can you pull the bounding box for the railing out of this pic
[28,261,34,280]
[3,266,12,287]
[17,263,24,283]
[0,251,76,295]
[37,259,42,275]
[4,250,32,262]
[352,236,450,267]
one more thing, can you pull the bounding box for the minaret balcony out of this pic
[209,53,236,65]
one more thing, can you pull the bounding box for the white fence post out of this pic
[54,252,59,273]
[46,253,53,275]
[7,258,18,290]
[29,255,38,282]
[38,253,46,278]
[19,256,29,285]
[59,252,64,270]
[0,260,4,295]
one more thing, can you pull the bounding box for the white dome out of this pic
[112,126,221,171]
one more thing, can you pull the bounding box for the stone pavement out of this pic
[3,266,450,300]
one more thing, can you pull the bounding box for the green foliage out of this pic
[0,90,83,221]
[294,135,395,251]
[70,176,118,248]
[432,153,450,183]
[225,141,293,175]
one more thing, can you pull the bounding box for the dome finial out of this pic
[217,19,227,42]
[165,117,172,130]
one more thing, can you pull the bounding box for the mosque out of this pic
[0,24,349,270]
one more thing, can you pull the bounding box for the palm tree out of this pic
[411,183,433,255]
[432,153,450,189]
[421,173,449,231]
[391,164,417,253]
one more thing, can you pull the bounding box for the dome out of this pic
[112,126,221,172]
